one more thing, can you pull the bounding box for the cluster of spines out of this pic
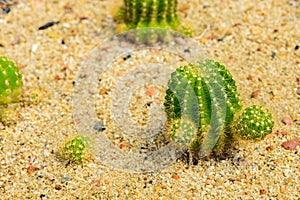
[231,105,274,140]
[123,0,179,29]
[0,56,23,105]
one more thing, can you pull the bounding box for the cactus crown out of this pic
[0,56,23,105]
[123,0,180,29]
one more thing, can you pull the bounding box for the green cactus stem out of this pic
[123,0,180,29]
[164,59,242,156]
[164,60,275,159]
[0,56,23,105]
[232,105,274,140]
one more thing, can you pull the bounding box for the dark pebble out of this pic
[295,45,299,50]
[93,121,105,132]
[271,51,276,59]
[55,184,62,190]
[2,7,10,14]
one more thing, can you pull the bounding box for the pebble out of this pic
[2,6,10,14]
[281,117,292,125]
[275,130,289,136]
[174,37,186,46]
[61,174,72,183]
[27,166,36,174]
[265,145,274,151]
[296,88,300,95]
[172,174,180,180]
[146,86,156,97]
[92,180,101,187]
[55,184,62,190]
[93,121,105,132]
[281,138,300,151]
[259,189,267,195]
[250,90,260,98]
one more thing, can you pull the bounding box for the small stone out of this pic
[174,37,186,45]
[282,117,292,125]
[259,189,267,195]
[296,88,300,95]
[27,166,36,174]
[93,121,105,132]
[250,90,260,98]
[275,130,289,136]
[171,174,180,180]
[46,173,55,181]
[281,138,300,151]
[266,146,274,151]
[61,174,72,183]
[247,75,253,80]
[146,86,155,97]
[280,186,286,193]
[297,77,300,85]
[92,179,101,187]
[55,184,62,190]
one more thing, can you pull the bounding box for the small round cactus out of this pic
[62,135,92,163]
[0,56,23,105]
[231,105,274,140]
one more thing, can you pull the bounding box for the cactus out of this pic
[231,105,274,140]
[164,59,242,156]
[0,56,23,105]
[164,59,274,159]
[123,0,180,29]
[61,135,92,163]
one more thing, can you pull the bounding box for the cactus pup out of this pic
[231,105,274,140]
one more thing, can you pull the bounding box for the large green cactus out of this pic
[123,0,180,29]
[164,59,274,158]
[0,56,23,105]
[164,59,242,155]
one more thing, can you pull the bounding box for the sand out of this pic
[0,0,299,199]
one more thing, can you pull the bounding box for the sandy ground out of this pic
[0,0,300,199]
